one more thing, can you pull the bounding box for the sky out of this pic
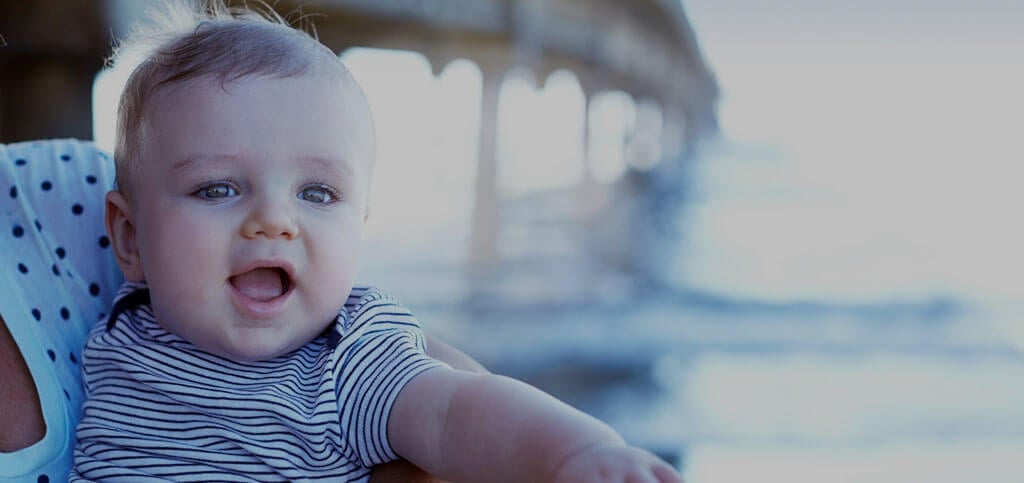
[674,0,1024,306]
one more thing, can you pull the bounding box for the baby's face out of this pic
[125,72,374,361]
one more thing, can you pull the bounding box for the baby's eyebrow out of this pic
[171,154,238,173]
[170,153,357,178]
[300,155,349,170]
[296,155,356,179]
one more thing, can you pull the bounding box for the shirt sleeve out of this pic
[2,138,122,317]
[331,288,447,468]
[0,139,123,480]
[1,139,122,393]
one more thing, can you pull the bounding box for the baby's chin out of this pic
[202,333,309,362]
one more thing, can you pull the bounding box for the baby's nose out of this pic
[241,200,299,240]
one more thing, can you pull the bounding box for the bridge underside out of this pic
[0,0,718,274]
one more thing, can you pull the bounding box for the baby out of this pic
[71,2,682,482]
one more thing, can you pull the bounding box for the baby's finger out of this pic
[625,466,676,483]
[626,473,659,483]
[651,462,684,483]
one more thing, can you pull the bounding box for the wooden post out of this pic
[468,61,504,274]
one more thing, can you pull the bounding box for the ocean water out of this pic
[362,251,1023,481]
[358,137,1023,482]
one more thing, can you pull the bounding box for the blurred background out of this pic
[3,0,1023,481]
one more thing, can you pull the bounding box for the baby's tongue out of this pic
[230,268,284,301]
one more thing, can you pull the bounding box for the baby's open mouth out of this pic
[230,267,292,301]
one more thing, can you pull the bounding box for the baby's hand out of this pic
[552,443,683,483]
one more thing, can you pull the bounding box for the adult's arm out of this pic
[424,333,489,374]
[0,316,46,452]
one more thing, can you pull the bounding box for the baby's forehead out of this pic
[139,71,376,168]
[144,68,375,132]
[154,65,359,102]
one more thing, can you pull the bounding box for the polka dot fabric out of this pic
[0,139,123,481]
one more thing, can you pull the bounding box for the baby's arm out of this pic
[367,335,488,483]
[389,368,681,483]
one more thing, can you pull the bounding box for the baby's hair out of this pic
[110,0,350,198]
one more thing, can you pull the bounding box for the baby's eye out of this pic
[298,185,338,204]
[193,182,239,200]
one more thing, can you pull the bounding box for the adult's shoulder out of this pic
[2,138,109,160]
[2,138,115,192]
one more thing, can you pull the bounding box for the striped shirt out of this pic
[71,281,445,482]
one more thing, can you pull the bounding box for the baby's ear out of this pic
[105,191,145,281]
